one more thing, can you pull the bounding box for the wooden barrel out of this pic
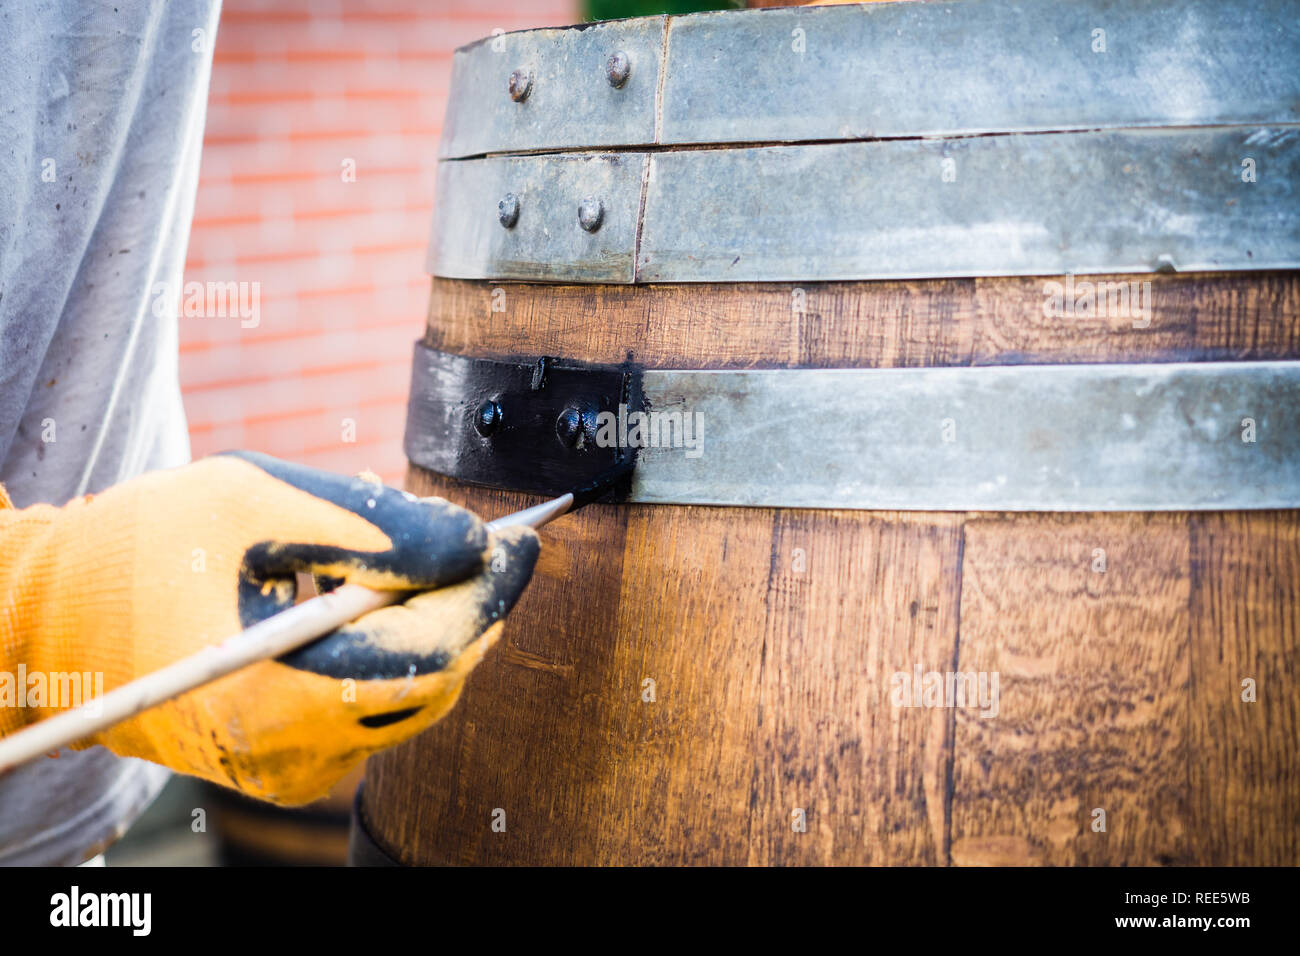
[356,0,1300,865]
[206,767,359,867]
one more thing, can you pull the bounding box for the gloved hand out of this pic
[0,451,538,804]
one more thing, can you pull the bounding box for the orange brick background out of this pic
[182,0,577,483]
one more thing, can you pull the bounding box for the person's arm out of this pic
[0,451,537,805]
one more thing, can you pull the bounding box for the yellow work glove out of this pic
[0,451,538,805]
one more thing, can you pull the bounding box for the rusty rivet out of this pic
[474,399,502,437]
[577,197,604,233]
[497,193,520,228]
[507,69,533,102]
[606,50,631,88]
[556,405,597,450]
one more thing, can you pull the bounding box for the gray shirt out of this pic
[0,0,221,865]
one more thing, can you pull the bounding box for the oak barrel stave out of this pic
[361,273,1300,865]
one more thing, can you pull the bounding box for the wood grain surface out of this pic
[425,272,1300,369]
[362,273,1300,865]
[951,513,1191,866]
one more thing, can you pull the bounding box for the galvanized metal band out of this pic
[428,126,1300,283]
[657,0,1300,150]
[634,362,1300,511]
[405,347,1300,512]
[429,152,646,283]
[439,0,1300,159]
[440,16,665,161]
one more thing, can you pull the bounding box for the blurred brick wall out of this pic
[182,0,577,483]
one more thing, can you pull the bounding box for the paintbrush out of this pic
[0,462,631,774]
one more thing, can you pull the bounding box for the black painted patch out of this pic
[403,342,643,497]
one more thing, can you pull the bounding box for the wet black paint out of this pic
[403,342,644,499]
